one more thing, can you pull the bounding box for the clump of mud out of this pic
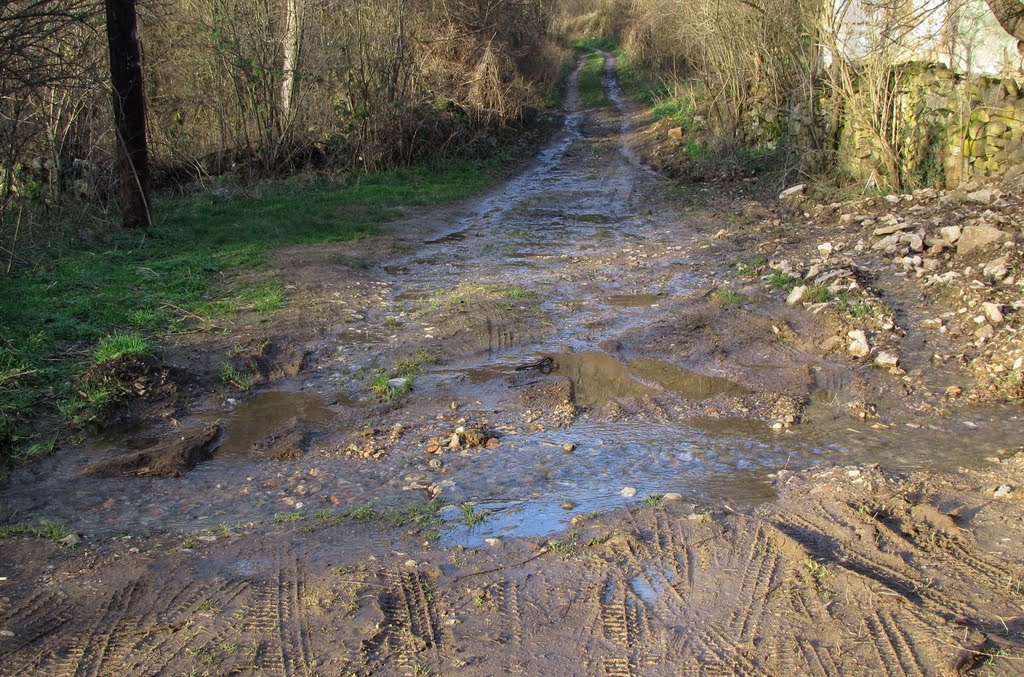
[424,425,501,454]
[72,355,187,428]
[81,422,220,478]
[222,338,309,389]
[251,418,308,460]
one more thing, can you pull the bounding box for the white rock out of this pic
[662,493,684,501]
[484,537,503,547]
[779,184,807,200]
[817,242,834,257]
[939,225,962,244]
[847,330,870,358]
[982,302,1004,325]
[994,485,1013,498]
[874,351,900,369]
[786,285,808,305]
[620,486,637,497]
[388,377,411,389]
[964,187,998,204]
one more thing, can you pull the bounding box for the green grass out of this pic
[459,502,488,528]
[370,348,442,402]
[0,159,505,467]
[834,295,876,319]
[0,520,71,544]
[93,332,152,363]
[804,285,832,304]
[579,51,609,109]
[328,499,442,531]
[735,255,768,279]
[712,287,743,309]
[612,48,665,105]
[766,271,798,290]
[219,363,259,392]
[573,36,618,51]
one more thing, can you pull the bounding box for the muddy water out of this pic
[216,391,335,457]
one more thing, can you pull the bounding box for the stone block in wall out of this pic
[986,121,1008,137]
[972,137,988,157]
[1004,78,1020,97]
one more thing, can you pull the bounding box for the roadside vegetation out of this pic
[0,159,506,470]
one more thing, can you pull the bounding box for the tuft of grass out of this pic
[573,36,618,51]
[219,363,259,391]
[766,271,798,290]
[735,255,768,279]
[645,494,663,507]
[579,51,609,109]
[0,520,71,544]
[834,295,875,319]
[459,502,488,528]
[0,159,506,468]
[273,511,304,524]
[370,348,442,402]
[803,285,832,304]
[546,538,576,556]
[804,557,833,581]
[712,287,743,309]
[93,332,152,364]
[336,499,442,531]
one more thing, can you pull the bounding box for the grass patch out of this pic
[370,348,442,402]
[273,511,304,524]
[0,520,72,544]
[459,502,488,527]
[735,255,768,279]
[427,283,537,311]
[766,271,798,290]
[804,285,832,304]
[330,499,442,531]
[711,287,743,309]
[0,159,504,467]
[92,332,152,364]
[573,36,618,51]
[578,50,609,109]
[219,363,259,392]
[834,295,875,319]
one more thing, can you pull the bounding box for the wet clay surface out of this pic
[3,53,1024,675]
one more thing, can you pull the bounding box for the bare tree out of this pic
[105,0,150,228]
[984,0,1024,45]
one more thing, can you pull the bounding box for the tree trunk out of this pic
[105,0,150,229]
[984,0,1024,46]
[280,0,302,133]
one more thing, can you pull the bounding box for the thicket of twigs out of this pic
[0,0,567,267]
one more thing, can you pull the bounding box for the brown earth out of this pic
[1,53,1024,676]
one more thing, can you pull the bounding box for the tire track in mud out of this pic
[727,525,782,642]
[361,569,444,675]
[0,590,75,675]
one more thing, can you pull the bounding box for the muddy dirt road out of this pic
[3,54,1024,676]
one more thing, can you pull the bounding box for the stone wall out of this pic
[837,64,1024,189]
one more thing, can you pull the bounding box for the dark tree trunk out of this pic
[105,0,150,228]
[984,0,1024,46]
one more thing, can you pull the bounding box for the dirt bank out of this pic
[1,53,1023,676]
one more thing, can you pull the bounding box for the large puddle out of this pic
[552,351,745,406]
[217,391,336,457]
[439,406,1024,547]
